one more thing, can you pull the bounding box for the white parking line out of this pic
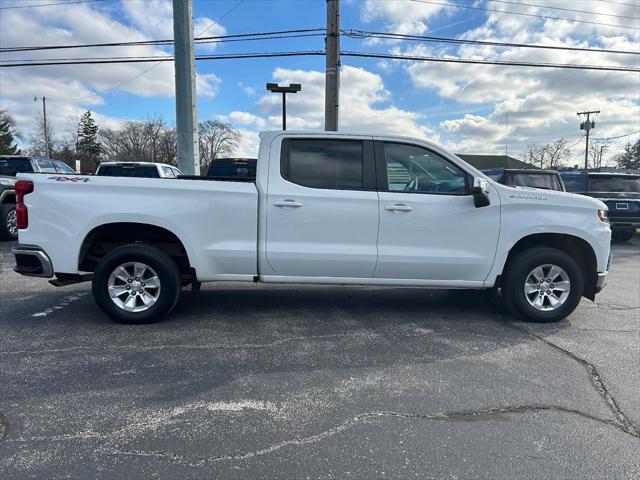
[32,292,88,318]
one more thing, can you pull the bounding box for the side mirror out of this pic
[472,177,491,208]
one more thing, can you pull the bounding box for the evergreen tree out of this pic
[76,111,101,171]
[0,109,21,155]
[614,138,640,169]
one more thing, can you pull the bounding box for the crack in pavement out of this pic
[92,404,628,467]
[507,322,640,439]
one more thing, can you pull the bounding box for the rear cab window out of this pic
[0,157,33,176]
[97,165,161,178]
[281,138,375,190]
[589,176,640,193]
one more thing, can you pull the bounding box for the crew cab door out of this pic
[264,136,378,278]
[374,140,500,283]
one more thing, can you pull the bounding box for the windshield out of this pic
[589,177,640,193]
[0,158,33,176]
[505,173,564,191]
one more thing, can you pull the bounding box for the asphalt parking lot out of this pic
[1,238,638,479]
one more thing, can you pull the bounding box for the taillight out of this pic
[15,180,34,229]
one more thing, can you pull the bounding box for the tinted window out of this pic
[589,177,640,193]
[383,143,467,194]
[504,173,563,191]
[54,161,76,174]
[0,158,33,176]
[36,159,57,173]
[284,139,363,189]
[97,165,160,178]
[208,159,256,178]
[561,174,587,192]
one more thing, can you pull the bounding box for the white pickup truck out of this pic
[12,131,611,324]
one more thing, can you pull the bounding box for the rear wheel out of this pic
[0,204,17,241]
[92,244,181,324]
[503,247,584,323]
[612,229,635,243]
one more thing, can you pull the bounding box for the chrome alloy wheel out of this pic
[524,264,571,311]
[7,208,17,237]
[107,262,161,313]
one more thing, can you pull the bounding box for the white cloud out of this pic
[228,111,266,128]
[256,65,434,138]
[0,0,224,144]
[360,0,451,36]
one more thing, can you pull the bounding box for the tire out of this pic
[92,244,181,324]
[612,229,635,243]
[0,203,18,241]
[502,247,584,323]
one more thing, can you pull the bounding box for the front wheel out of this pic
[502,247,584,323]
[92,244,181,324]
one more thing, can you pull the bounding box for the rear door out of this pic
[264,136,379,278]
[375,140,500,282]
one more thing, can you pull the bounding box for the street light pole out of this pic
[266,83,302,130]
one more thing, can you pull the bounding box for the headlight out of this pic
[597,209,609,223]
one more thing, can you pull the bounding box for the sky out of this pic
[0,0,639,164]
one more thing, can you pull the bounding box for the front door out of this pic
[265,137,379,278]
[375,141,500,282]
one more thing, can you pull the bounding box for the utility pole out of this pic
[173,0,200,175]
[266,83,302,130]
[325,0,340,131]
[33,96,50,158]
[577,110,600,171]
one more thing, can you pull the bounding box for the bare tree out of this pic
[27,113,57,157]
[522,138,571,169]
[198,120,239,174]
[589,141,610,169]
[99,116,176,165]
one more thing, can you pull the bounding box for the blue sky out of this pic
[1,0,639,162]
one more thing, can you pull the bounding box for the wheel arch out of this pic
[500,233,598,300]
[78,222,193,277]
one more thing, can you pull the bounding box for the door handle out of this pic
[273,199,303,208]
[384,204,413,212]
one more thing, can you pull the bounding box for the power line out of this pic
[0,29,326,53]
[3,50,638,72]
[0,51,325,67]
[595,0,640,9]
[343,29,640,55]
[197,0,245,36]
[593,130,640,141]
[487,0,640,21]
[341,51,640,72]
[0,0,104,9]
[410,0,640,30]
[67,0,246,102]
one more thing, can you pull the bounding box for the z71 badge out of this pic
[48,176,91,183]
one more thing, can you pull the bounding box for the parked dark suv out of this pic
[483,168,565,191]
[0,156,76,240]
[561,171,640,242]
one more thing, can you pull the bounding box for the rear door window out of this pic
[161,166,175,178]
[282,139,365,190]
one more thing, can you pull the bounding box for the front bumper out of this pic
[12,246,54,278]
[595,271,608,293]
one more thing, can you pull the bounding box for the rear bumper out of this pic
[12,246,54,278]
